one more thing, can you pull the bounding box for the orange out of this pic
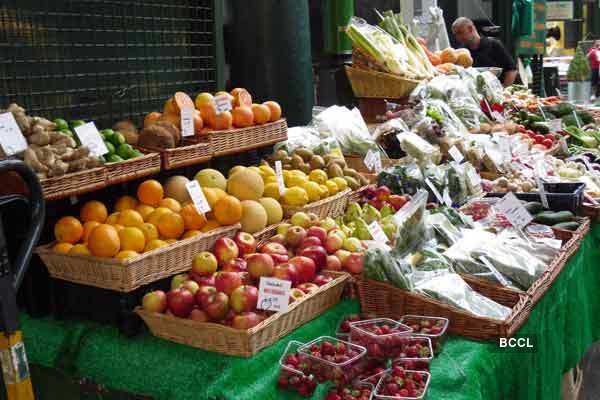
[139,222,159,242]
[106,212,120,225]
[115,250,139,261]
[213,195,242,225]
[82,221,101,243]
[144,239,168,252]
[53,242,73,254]
[80,200,108,223]
[213,110,233,130]
[199,103,217,128]
[195,92,214,109]
[182,230,202,239]
[137,180,164,207]
[118,227,146,253]
[144,112,162,128]
[231,106,254,128]
[117,209,144,228]
[69,244,91,256]
[251,104,271,125]
[113,224,125,232]
[180,203,207,230]
[231,88,253,108]
[202,187,227,209]
[136,204,155,221]
[114,195,139,212]
[157,212,185,239]
[263,101,282,121]
[146,207,172,226]
[193,110,204,134]
[158,198,182,213]
[54,216,84,244]
[87,224,120,257]
[201,220,221,233]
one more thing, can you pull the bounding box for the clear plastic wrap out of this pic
[419,99,470,138]
[393,190,429,254]
[476,71,505,105]
[426,212,463,246]
[398,131,436,162]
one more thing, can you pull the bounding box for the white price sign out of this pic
[213,95,232,115]
[185,180,211,214]
[536,177,549,209]
[275,160,285,196]
[364,149,382,174]
[257,277,291,313]
[494,192,533,229]
[0,112,27,156]
[367,221,388,243]
[448,146,464,163]
[549,119,562,133]
[425,178,444,205]
[442,187,453,207]
[74,122,108,157]
[180,107,195,137]
[466,168,482,187]
[491,111,506,123]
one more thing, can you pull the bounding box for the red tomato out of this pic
[542,139,554,149]
[534,134,545,144]
[526,130,537,138]
[545,133,556,142]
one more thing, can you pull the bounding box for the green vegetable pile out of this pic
[567,45,591,82]
[100,129,143,163]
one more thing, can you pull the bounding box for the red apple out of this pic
[246,253,275,280]
[142,290,167,313]
[239,271,252,285]
[289,256,316,284]
[222,309,237,326]
[314,274,333,286]
[344,252,364,274]
[289,288,305,303]
[307,226,327,244]
[272,263,300,286]
[213,237,239,266]
[328,228,346,241]
[308,213,320,227]
[167,288,195,318]
[204,292,229,320]
[230,285,259,313]
[189,308,209,322]
[181,280,200,295]
[190,272,215,287]
[195,285,217,309]
[297,282,320,295]
[233,232,257,256]
[214,271,243,296]
[297,236,322,251]
[285,226,307,248]
[269,234,286,245]
[368,198,384,210]
[191,251,218,276]
[260,242,288,256]
[375,186,391,201]
[334,249,351,264]
[388,194,408,211]
[271,253,289,265]
[231,312,263,329]
[221,258,247,272]
[298,246,327,271]
[324,233,344,254]
[171,273,189,290]
[326,255,342,271]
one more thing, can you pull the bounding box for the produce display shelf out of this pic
[208,119,288,157]
[283,189,351,219]
[105,152,161,185]
[137,139,212,171]
[40,167,107,201]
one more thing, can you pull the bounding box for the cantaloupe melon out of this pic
[240,200,268,233]
[258,198,283,225]
[195,169,227,191]
[227,169,264,201]
[163,175,191,204]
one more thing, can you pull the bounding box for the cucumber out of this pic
[552,221,580,231]
[534,210,575,225]
[524,201,544,214]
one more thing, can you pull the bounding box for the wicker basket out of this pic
[253,222,283,242]
[357,278,532,340]
[36,224,240,292]
[283,189,351,218]
[209,119,288,157]
[136,271,350,357]
[582,203,600,221]
[345,66,421,99]
[40,167,107,201]
[137,138,212,170]
[105,152,161,185]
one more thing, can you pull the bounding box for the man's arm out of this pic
[503,70,518,86]
[494,39,517,86]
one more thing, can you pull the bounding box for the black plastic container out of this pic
[486,182,585,213]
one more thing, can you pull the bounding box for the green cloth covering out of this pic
[17,225,600,400]
[512,0,535,38]
[516,0,547,55]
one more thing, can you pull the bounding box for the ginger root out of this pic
[23,148,49,174]
[28,130,51,146]
[48,160,69,177]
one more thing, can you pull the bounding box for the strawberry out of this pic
[413,372,423,382]
[285,354,299,366]
[321,341,336,356]
[399,388,409,397]
[385,383,399,395]
[335,341,347,354]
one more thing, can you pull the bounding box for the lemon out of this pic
[332,177,348,191]
[302,181,321,202]
[247,166,262,175]
[259,165,276,178]
[290,169,306,177]
[309,169,328,185]
[264,175,279,185]
[283,187,309,206]
[319,184,330,198]
[263,182,282,200]
[229,165,246,177]
[325,180,339,195]
[286,174,308,188]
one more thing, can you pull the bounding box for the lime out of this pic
[53,118,69,131]
[131,149,143,158]
[59,129,73,137]
[106,154,124,163]
[110,132,126,146]
[104,141,116,155]
[70,120,85,128]
[117,143,133,159]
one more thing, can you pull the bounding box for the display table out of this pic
[19,226,600,400]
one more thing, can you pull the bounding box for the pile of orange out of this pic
[52,178,236,260]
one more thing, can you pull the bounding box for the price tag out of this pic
[257,277,291,313]
[549,119,562,133]
[498,136,512,162]
[538,104,547,121]
[367,221,388,243]
[74,122,108,157]
[275,160,285,196]
[536,177,549,209]
[180,107,194,137]
[448,146,464,163]
[442,187,453,207]
[364,149,382,174]
[425,178,444,205]
[572,111,581,128]
[0,112,28,156]
[494,192,533,229]
[559,138,569,153]
[466,168,482,187]
[185,180,211,214]
[213,94,232,114]
[479,256,510,287]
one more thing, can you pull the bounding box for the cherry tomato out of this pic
[545,133,556,142]
[542,139,554,149]
[534,134,545,144]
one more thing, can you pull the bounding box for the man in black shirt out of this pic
[451,17,517,86]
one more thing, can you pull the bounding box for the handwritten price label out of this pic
[494,192,533,229]
[180,107,194,137]
[213,95,232,115]
[0,112,27,156]
[185,180,211,214]
[275,160,285,196]
[74,122,108,157]
[257,277,291,313]
[367,221,388,243]
[448,146,464,163]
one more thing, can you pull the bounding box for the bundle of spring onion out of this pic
[345,16,434,80]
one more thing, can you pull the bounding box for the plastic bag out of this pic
[363,247,414,291]
[393,190,429,254]
[476,71,505,105]
[377,162,424,195]
[398,131,436,162]
[414,243,456,271]
[372,118,410,159]
[427,212,464,246]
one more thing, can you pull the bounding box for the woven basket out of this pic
[253,222,283,242]
[40,167,107,201]
[137,138,212,170]
[357,278,531,340]
[36,224,240,292]
[105,152,161,185]
[345,66,421,99]
[347,185,373,205]
[283,189,351,218]
[209,119,288,157]
[136,271,350,357]
[582,203,600,221]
